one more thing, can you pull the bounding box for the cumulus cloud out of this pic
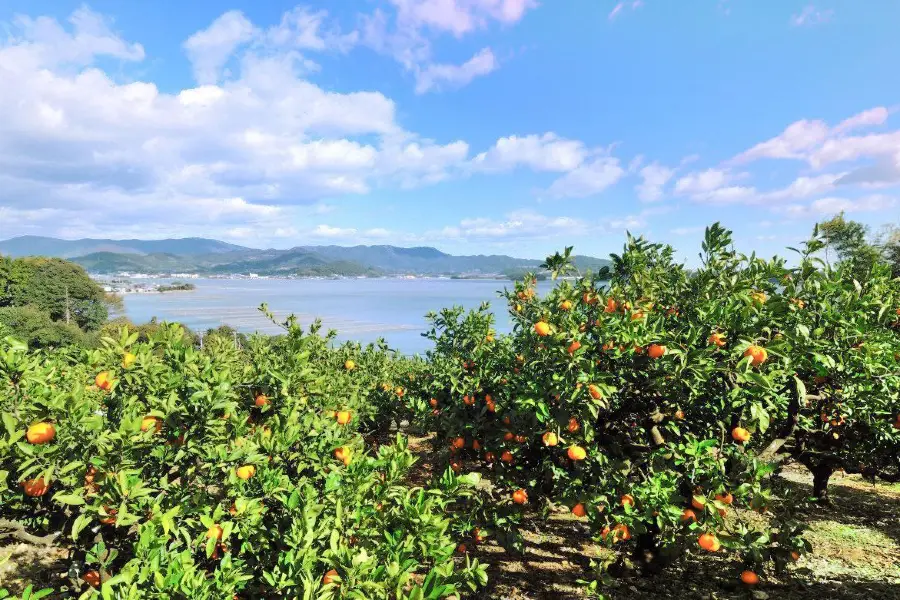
[545,157,625,199]
[183,11,258,84]
[361,0,535,93]
[0,6,480,241]
[636,163,675,202]
[472,133,587,172]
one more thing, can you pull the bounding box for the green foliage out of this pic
[0,316,485,598]
[0,306,88,348]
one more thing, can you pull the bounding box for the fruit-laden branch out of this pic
[0,519,62,546]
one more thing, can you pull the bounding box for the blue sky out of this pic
[1,1,898,261]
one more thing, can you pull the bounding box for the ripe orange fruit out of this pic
[604,298,618,313]
[207,524,224,540]
[21,477,50,497]
[620,494,635,508]
[708,332,727,347]
[567,446,587,461]
[26,422,56,444]
[630,311,645,321]
[485,451,496,462]
[512,489,528,504]
[567,417,580,433]
[681,508,697,522]
[503,431,515,442]
[83,570,102,588]
[559,300,573,311]
[740,570,759,585]
[344,359,355,371]
[452,436,466,449]
[583,292,598,305]
[486,399,496,412]
[791,550,801,561]
[140,415,162,433]
[430,398,438,407]
[463,395,475,406]
[691,496,707,510]
[95,371,113,391]
[751,291,767,305]
[698,533,721,552]
[254,394,269,407]
[334,446,352,465]
[572,503,587,517]
[122,352,136,368]
[534,321,551,336]
[604,523,631,542]
[588,384,602,400]
[473,527,485,543]
[456,542,468,553]
[235,465,256,480]
[674,409,685,420]
[715,492,733,505]
[568,340,581,354]
[322,569,339,585]
[395,386,405,397]
[501,450,514,463]
[515,434,527,444]
[731,427,751,443]
[472,439,482,450]
[451,462,461,473]
[542,432,558,446]
[336,410,352,425]
[647,344,667,359]
[503,416,512,425]
[99,506,117,525]
[744,345,768,366]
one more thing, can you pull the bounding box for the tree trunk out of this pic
[812,465,833,502]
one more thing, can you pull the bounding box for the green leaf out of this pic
[52,493,85,506]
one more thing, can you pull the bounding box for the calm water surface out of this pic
[122,278,555,355]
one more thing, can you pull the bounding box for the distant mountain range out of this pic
[0,236,611,278]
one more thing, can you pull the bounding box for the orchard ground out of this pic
[2,444,898,599]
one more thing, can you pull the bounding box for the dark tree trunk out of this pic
[812,465,833,502]
[632,529,672,573]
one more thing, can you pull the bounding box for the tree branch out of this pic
[0,519,62,546]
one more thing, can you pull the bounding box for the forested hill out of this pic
[0,236,610,277]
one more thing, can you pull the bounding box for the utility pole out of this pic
[64,286,71,324]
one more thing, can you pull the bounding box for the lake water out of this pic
[122,278,555,355]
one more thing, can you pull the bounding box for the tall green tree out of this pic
[0,256,109,330]
[817,213,882,279]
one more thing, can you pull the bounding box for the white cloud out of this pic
[361,0,535,93]
[545,157,625,198]
[608,1,644,21]
[414,47,497,93]
[636,162,675,202]
[472,133,587,172]
[0,6,484,242]
[312,224,359,237]
[778,194,897,217]
[791,5,834,27]
[390,0,537,36]
[183,11,257,84]
[674,169,731,195]
[435,209,590,240]
[732,106,893,166]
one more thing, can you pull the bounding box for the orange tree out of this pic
[1,313,487,598]
[758,229,900,499]
[415,224,899,581]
